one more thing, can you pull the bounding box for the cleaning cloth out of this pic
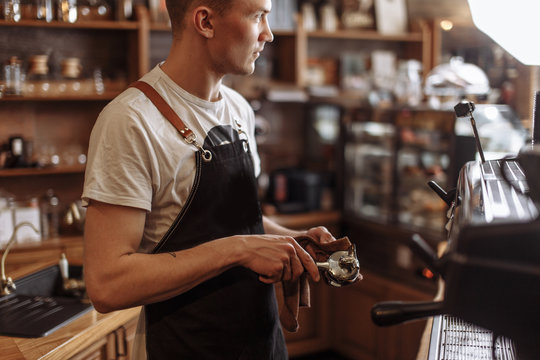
[279,236,354,332]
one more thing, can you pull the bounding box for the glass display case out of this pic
[344,121,395,221]
[344,108,456,238]
[394,109,454,234]
[343,105,528,239]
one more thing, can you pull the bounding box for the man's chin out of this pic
[231,63,256,76]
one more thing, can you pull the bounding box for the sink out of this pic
[0,265,93,338]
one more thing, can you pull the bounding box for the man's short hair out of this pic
[165,0,230,38]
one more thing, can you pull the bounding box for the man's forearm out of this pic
[262,215,305,237]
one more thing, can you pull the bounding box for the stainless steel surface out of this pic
[452,160,537,232]
[0,265,92,338]
[429,158,539,359]
[316,244,362,287]
[428,315,517,360]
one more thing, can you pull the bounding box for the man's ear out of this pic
[192,6,214,38]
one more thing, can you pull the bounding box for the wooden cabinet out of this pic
[70,314,138,360]
[269,211,435,359]
[332,270,434,360]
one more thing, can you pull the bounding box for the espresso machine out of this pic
[371,97,540,359]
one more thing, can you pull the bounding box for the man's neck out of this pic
[160,42,223,102]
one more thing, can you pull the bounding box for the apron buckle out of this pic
[185,133,212,162]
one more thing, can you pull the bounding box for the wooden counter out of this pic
[1,237,141,360]
[1,306,140,360]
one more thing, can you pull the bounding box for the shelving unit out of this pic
[0,18,139,29]
[0,164,85,177]
[0,7,152,212]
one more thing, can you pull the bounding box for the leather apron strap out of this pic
[130,81,212,162]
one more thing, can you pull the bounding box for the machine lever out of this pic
[428,180,459,207]
[371,300,445,326]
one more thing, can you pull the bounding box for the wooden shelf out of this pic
[0,19,139,30]
[272,29,295,37]
[0,165,85,177]
[307,29,424,42]
[266,210,342,230]
[1,91,121,101]
[150,22,171,31]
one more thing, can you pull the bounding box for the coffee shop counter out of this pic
[1,303,140,360]
[0,237,141,360]
[1,211,341,359]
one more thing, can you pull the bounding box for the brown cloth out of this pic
[279,236,353,332]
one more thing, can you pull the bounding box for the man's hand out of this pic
[232,235,320,284]
[305,226,335,244]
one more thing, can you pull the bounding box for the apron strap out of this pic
[129,80,212,162]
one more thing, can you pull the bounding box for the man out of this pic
[82,0,337,358]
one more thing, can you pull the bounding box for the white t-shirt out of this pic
[82,64,261,253]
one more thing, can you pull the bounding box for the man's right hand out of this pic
[229,235,320,284]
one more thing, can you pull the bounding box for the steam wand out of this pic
[454,100,486,163]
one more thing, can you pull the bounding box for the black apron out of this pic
[130,82,287,360]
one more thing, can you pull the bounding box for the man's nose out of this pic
[262,20,274,43]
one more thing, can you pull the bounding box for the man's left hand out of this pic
[305,226,335,244]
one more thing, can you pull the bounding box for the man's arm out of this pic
[263,215,336,243]
[83,200,320,313]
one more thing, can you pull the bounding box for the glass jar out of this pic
[58,57,84,96]
[26,54,51,97]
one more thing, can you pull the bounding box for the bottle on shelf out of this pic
[4,136,26,168]
[3,0,22,21]
[57,0,77,22]
[3,56,24,96]
[40,188,60,239]
[35,0,53,22]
